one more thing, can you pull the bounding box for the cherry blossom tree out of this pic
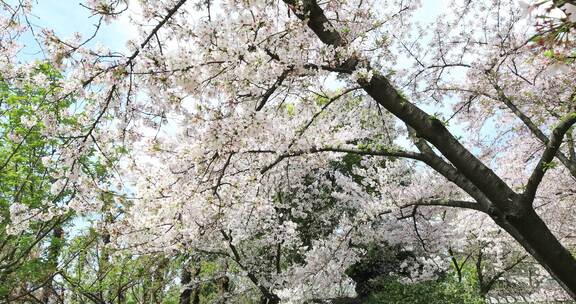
[2,0,576,302]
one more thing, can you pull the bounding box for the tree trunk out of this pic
[152,257,169,304]
[180,266,192,304]
[42,225,63,303]
[497,207,576,299]
[217,260,230,304]
[180,260,201,304]
[363,67,576,299]
[282,0,576,297]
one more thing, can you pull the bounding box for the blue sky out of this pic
[17,0,447,60]
[16,0,135,61]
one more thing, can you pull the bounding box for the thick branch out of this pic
[493,84,576,177]
[284,0,344,46]
[260,146,424,174]
[256,68,291,111]
[362,75,519,209]
[220,230,280,303]
[287,0,518,210]
[402,198,484,212]
[523,113,576,204]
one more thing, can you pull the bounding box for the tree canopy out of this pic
[1,0,576,303]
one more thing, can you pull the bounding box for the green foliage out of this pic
[0,62,124,301]
[0,62,77,299]
[285,102,295,116]
[345,242,484,304]
[315,95,330,107]
[60,230,185,304]
[543,160,558,172]
[543,49,555,58]
[363,276,485,304]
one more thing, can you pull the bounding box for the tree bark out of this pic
[180,260,201,304]
[217,260,229,304]
[365,64,576,301]
[496,207,576,299]
[41,225,63,304]
[180,266,192,304]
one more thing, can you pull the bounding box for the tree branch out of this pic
[523,113,576,204]
[286,86,361,150]
[284,0,344,46]
[407,127,491,213]
[284,0,519,211]
[401,198,484,212]
[493,83,576,177]
[220,230,280,303]
[255,68,291,111]
[259,146,424,174]
[126,0,188,63]
[483,255,528,294]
